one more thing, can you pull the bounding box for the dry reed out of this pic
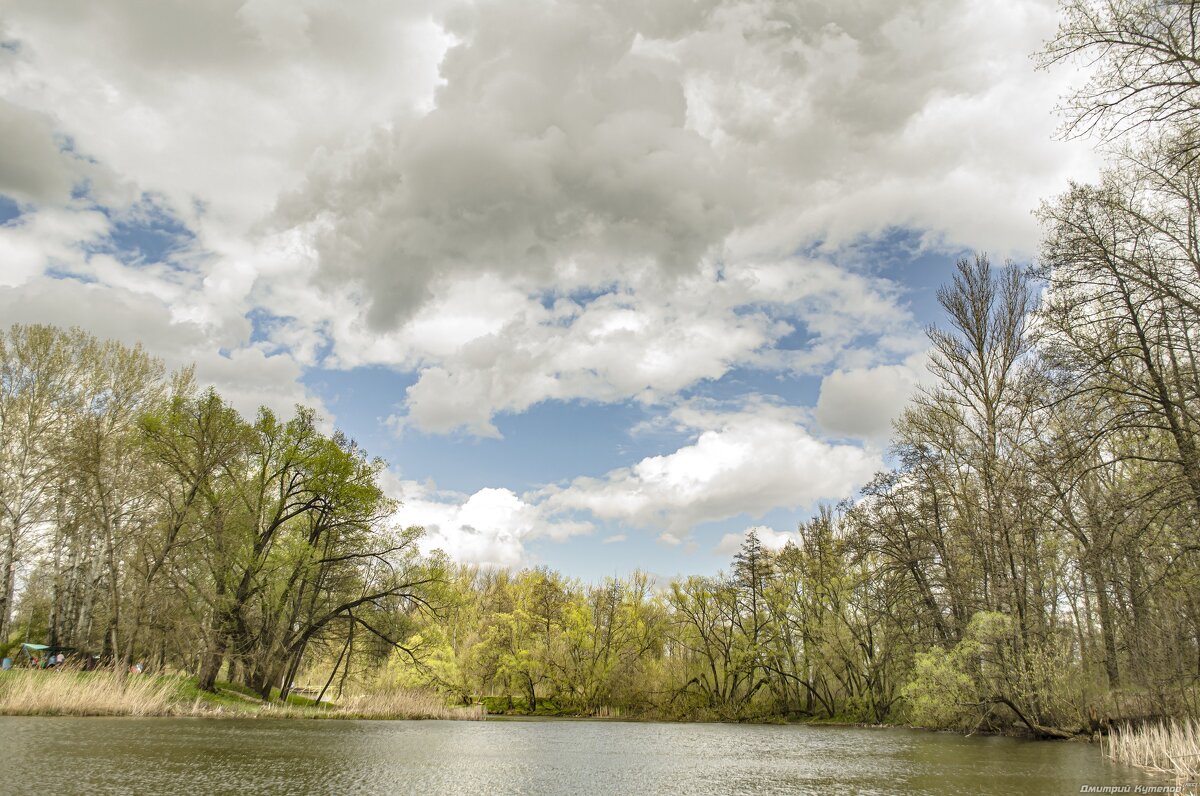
[0,669,483,720]
[0,669,175,717]
[1103,719,1200,780]
[337,688,485,720]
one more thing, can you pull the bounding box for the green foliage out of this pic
[903,647,976,730]
[0,324,441,707]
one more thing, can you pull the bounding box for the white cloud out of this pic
[0,1,451,418]
[0,101,89,205]
[692,0,1100,262]
[388,269,784,437]
[2,0,449,230]
[281,0,750,329]
[0,206,109,286]
[0,0,1099,440]
[373,258,918,436]
[544,400,881,544]
[384,398,883,566]
[385,476,592,568]
[276,0,1098,339]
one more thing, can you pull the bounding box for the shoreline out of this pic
[0,707,1111,754]
[0,700,1097,742]
[0,670,1118,742]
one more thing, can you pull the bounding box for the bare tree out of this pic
[1038,152,1200,513]
[1042,0,1200,144]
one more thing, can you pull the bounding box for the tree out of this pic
[60,338,166,658]
[1043,0,1200,144]
[0,326,90,646]
[915,255,1040,636]
[1038,152,1200,515]
[125,381,246,668]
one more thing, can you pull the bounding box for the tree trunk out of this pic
[0,528,17,644]
[279,639,309,702]
[197,633,228,692]
[525,675,537,712]
[1089,560,1121,689]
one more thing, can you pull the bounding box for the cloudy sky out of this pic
[0,0,1098,580]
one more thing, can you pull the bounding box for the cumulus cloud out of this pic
[689,0,1100,260]
[282,0,751,329]
[0,0,449,418]
[0,0,1098,439]
[0,0,1108,569]
[386,476,591,567]
[389,270,784,437]
[0,101,84,205]
[2,0,448,229]
[286,0,1088,435]
[374,258,917,436]
[278,0,1097,337]
[0,206,110,287]
[544,401,881,544]
[385,399,882,566]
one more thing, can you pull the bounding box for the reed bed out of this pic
[1103,719,1200,780]
[337,688,485,720]
[0,669,483,720]
[0,669,175,717]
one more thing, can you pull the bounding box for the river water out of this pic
[0,716,1164,794]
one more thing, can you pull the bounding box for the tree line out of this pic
[387,242,1197,733]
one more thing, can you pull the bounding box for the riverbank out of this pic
[0,668,1156,756]
[0,669,483,720]
[471,697,1084,739]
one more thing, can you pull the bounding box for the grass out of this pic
[0,668,483,721]
[1103,719,1200,780]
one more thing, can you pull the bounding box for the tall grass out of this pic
[0,669,484,720]
[337,688,485,720]
[1103,719,1200,779]
[0,669,175,717]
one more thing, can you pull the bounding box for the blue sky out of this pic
[0,0,1099,581]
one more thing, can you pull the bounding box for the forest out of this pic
[1,0,1199,736]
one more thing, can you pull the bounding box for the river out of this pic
[0,716,1166,794]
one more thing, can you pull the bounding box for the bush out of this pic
[902,645,977,730]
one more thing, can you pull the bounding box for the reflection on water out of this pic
[0,716,1161,795]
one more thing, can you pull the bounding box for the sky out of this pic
[0,0,1101,582]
